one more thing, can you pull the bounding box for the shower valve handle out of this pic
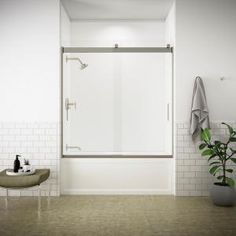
[65,98,77,121]
[65,98,76,110]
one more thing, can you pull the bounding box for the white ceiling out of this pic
[61,0,174,21]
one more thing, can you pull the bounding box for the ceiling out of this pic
[61,0,174,21]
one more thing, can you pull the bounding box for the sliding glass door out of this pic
[62,50,172,156]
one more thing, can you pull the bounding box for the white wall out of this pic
[0,0,61,196]
[61,19,174,195]
[0,0,60,122]
[165,2,175,46]
[71,20,166,47]
[175,0,236,196]
[1,0,235,196]
[60,4,71,46]
[175,0,236,122]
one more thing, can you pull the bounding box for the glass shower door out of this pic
[62,51,172,156]
[63,53,116,154]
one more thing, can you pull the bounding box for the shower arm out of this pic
[66,56,83,65]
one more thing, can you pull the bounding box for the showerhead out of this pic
[66,56,88,70]
[80,63,88,70]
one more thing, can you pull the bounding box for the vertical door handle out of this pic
[167,103,170,121]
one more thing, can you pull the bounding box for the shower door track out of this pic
[62,46,173,53]
[61,46,174,158]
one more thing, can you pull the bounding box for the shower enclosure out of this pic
[62,46,173,157]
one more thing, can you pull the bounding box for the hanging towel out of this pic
[190,76,210,137]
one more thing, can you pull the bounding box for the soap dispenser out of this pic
[13,155,21,173]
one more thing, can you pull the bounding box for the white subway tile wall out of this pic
[1,121,235,197]
[176,122,236,196]
[0,122,60,196]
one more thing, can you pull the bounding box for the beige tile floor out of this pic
[0,196,236,236]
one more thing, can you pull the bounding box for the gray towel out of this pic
[190,76,210,137]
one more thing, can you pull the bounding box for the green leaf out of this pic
[202,149,214,156]
[207,154,217,161]
[209,166,221,175]
[214,168,222,176]
[209,161,221,166]
[214,140,221,146]
[230,148,236,154]
[226,169,233,173]
[217,175,224,180]
[229,137,236,142]
[230,158,236,164]
[201,128,211,142]
[226,178,235,187]
[222,122,234,135]
[219,143,226,150]
[199,143,207,150]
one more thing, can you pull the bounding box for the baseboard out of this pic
[61,188,173,195]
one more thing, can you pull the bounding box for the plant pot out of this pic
[210,183,236,207]
[23,164,31,172]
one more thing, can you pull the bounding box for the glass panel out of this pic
[63,52,172,155]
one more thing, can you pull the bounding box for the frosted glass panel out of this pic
[63,52,172,155]
[121,53,166,152]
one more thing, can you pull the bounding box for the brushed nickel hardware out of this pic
[62,47,173,53]
[66,144,81,151]
[66,56,88,70]
[167,103,170,121]
[65,98,76,121]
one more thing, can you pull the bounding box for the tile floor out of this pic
[0,196,236,236]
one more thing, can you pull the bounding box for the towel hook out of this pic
[195,76,202,81]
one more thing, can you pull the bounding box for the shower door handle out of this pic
[167,103,170,121]
[65,98,76,121]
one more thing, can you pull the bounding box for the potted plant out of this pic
[199,122,236,206]
[23,159,31,172]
